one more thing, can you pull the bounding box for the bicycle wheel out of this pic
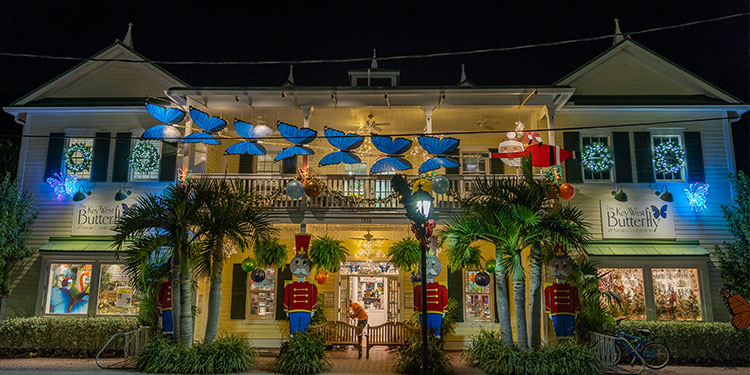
[612,342,622,365]
[640,341,670,369]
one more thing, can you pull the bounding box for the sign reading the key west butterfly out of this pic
[599,201,675,239]
[71,191,139,236]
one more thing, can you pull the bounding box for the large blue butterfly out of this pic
[184,107,227,145]
[274,122,317,162]
[370,135,413,174]
[225,119,272,155]
[142,125,182,143]
[319,127,364,166]
[146,103,186,124]
[418,136,460,173]
[49,286,89,314]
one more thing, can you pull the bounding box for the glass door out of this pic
[387,277,399,321]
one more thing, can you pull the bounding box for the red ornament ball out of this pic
[304,179,322,198]
[314,271,329,284]
[559,183,576,200]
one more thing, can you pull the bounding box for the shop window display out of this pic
[97,264,139,315]
[599,268,646,320]
[248,268,275,317]
[652,268,702,321]
[465,270,492,321]
[46,263,92,314]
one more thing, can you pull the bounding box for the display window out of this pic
[599,268,646,320]
[652,268,702,321]
[247,268,275,318]
[97,264,139,315]
[464,270,492,321]
[46,263,92,314]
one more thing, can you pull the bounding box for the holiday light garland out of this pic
[581,142,614,172]
[129,142,161,173]
[63,143,93,172]
[653,142,685,174]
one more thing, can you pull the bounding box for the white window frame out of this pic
[651,134,685,182]
[65,137,95,180]
[130,139,161,181]
[460,152,488,175]
[580,134,614,183]
[255,154,279,175]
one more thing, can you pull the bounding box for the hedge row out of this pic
[0,317,139,357]
[610,320,750,365]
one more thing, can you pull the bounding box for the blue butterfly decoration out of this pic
[370,135,413,174]
[146,103,186,124]
[274,122,317,162]
[319,127,364,166]
[183,107,227,145]
[650,204,668,219]
[142,103,186,143]
[418,136,460,173]
[225,119,273,155]
[49,286,88,314]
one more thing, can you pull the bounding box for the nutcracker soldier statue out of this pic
[544,244,580,338]
[283,233,318,335]
[413,253,448,337]
[156,278,173,336]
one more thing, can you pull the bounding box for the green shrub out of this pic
[393,334,454,375]
[274,333,330,374]
[137,334,256,374]
[610,320,750,365]
[0,316,139,357]
[463,329,505,367]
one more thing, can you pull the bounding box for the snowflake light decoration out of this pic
[46,173,78,200]
[684,182,709,212]
[358,240,385,261]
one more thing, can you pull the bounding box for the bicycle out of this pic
[612,318,671,370]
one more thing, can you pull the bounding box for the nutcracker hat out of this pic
[552,243,568,258]
[295,233,312,255]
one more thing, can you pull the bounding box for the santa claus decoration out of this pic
[283,233,318,335]
[497,132,526,167]
[491,132,575,168]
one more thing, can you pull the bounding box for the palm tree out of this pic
[192,179,276,343]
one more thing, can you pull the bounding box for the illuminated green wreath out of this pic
[581,142,614,172]
[653,141,685,174]
[63,143,93,173]
[129,142,161,173]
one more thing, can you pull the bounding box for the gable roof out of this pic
[556,38,743,104]
[10,42,187,106]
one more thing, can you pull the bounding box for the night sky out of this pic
[0,2,747,173]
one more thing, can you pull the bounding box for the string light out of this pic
[581,143,614,172]
[128,142,161,173]
[653,142,685,174]
[63,143,93,173]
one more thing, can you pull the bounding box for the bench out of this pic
[365,322,420,359]
[308,321,363,359]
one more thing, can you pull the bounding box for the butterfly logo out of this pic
[650,204,668,219]
[721,288,750,330]
[121,203,130,216]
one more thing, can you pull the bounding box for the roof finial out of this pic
[613,18,624,45]
[371,49,378,69]
[123,22,134,48]
[287,65,295,85]
[458,63,474,87]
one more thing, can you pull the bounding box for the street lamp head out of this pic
[411,186,434,221]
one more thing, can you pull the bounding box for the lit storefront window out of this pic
[652,268,702,321]
[599,268,646,320]
[97,264,139,315]
[464,270,492,321]
[46,263,92,314]
[248,268,275,318]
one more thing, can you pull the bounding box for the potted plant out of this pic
[309,235,349,274]
[254,238,289,271]
[387,237,421,280]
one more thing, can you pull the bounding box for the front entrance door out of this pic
[350,276,387,327]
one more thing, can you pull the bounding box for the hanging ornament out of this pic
[580,143,614,172]
[128,142,161,174]
[241,257,256,273]
[544,166,563,183]
[485,259,496,274]
[314,271,330,284]
[250,269,266,282]
[431,175,450,194]
[177,168,192,185]
[684,182,710,212]
[286,180,304,199]
[63,143,93,173]
[474,271,491,287]
[652,142,685,174]
[304,179,322,198]
[559,183,576,200]
[547,184,561,199]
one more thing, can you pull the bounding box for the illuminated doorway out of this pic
[337,261,400,326]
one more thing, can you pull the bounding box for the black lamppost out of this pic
[392,175,433,375]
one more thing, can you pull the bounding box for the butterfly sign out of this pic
[225,119,273,155]
[721,288,750,330]
[142,102,186,143]
[319,127,364,166]
[370,135,413,174]
[183,107,227,145]
[684,182,710,212]
[417,136,460,174]
[274,122,317,162]
[650,204,668,219]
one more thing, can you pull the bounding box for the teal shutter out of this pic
[239,154,254,173]
[633,132,655,183]
[282,157,297,174]
[447,269,464,322]
[90,132,111,182]
[612,132,633,183]
[562,132,582,183]
[230,264,247,320]
[159,141,178,181]
[489,148,503,174]
[445,148,460,175]
[44,132,66,181]
[275,267,293,320]
[112,133,132,182]
[684,132,705,183]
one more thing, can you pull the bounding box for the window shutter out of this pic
[447,269,463,322]
[230,264,247,320]
[562,132,582,183]
[612,132,633,183]
[90,132,111,182]
[275,267,293,320]
[445,148,460,175]
[684,132,705,183]
[159,141,178,181]
[633,132,655,183]
[489,148,503,174]
[282,157,297,174]
[112,132,132,182]
[44,132,66,181]
[239,154,255,173]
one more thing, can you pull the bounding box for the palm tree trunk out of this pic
[171,257,181,344]
[203,258,223,343]
[179,261,193,346]
[513,253,528,349]
[528,243,543,348]
[494,250,514,346]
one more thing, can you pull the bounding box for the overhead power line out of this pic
[0,13,746,66]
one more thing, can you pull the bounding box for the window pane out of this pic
[97,264,139,315]
[256,154,277,174]
[131,140,161,181]
[652,268,702,321]
[599,268,646,320]
[465,270,492,321]
[67,138,94,180]
[462,154,486,174]
[652,136,683,181]
[582,136,611,181]
[248,268,275,317]
[46,263,92,314]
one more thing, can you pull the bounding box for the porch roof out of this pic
[39,236,132,252]
[584,240,709,257]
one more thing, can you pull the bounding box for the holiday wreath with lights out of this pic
[652,141,685,174]
[580,142,614,172]
[63,143,93,173]
[129,141,161,173]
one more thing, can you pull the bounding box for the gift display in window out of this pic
[599,268,646,320]
[652,268,702,321]
[97,264,139,315]
[249,268,275,317]
[46,263,92,314]
[465,270,492,321]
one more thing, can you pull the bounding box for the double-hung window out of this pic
[131,140,161,181]
[461,153,487,174]
[66,138,94,180]
[581,136,612,181]
[652,135,684,181]
[256,154,277,174]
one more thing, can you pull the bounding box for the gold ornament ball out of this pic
[304,179,322,198]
